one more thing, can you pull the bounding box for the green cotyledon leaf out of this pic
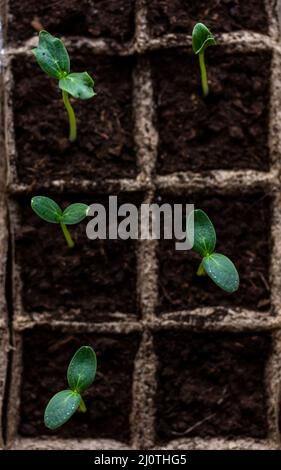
[202,253,240,293]
[59,72,95,99]
[192,23,216,55]
[44,390,81,430]
[67,346,97,393]
[187,209,216,257]
[61,203,89,225]
[31,196,62,223]
[32,30,70,79]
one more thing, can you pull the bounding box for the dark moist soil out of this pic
[150,49,271,173]
[12,52,136,185]
[155,331,271,441]
[7,0,135,43]
[147,0,268,36]
[156,193,271,313]
[19,329,140,440]
[15,194,141,320]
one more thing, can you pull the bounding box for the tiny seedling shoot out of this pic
[192,23,216,97]
[31,196,89,249]
[187,209,239,293]
[32,30,96,142]
[44,346,97,430]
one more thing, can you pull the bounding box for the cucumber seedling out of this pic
[44,346,97,430]
[187,209,239,293]
[32,30,96,142]
[31,196,88,249]
[192,23,216,97]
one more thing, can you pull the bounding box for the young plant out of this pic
[192,23,216,97]
[32,30,96,142]
[187,209,239,293]
[44,346,97,430]
[31,196,89,249]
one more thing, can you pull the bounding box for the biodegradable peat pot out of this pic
[2,0,281,451]
[7,53,138,188]
[6,328,140,445]
[9,194,142,324]
[151,48,272,173]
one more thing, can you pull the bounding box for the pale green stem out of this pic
[79,397,87,413]
[60,222,74,249]
[62,90,77,142]
[199,51,209,97]
[197,261,207,276]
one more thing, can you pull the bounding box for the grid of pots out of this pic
[1,0,281,450]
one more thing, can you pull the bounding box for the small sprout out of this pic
[44,346,97,430]
[31,196,88,248]
[32,30,96,142]
[187,209,239,293]
[192,23,216,97]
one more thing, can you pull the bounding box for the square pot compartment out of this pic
[150,48,271,173]
[18,329,140,441]
[147,0,269,37]
[9,52,137,187]
[11,193,141,321]
[156,192,271,313]
[6,0,136,44]
[154,331,271,442]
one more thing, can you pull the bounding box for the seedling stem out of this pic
[62,90,77,142]
[79,397,87,413]
[60,222,74,248]
[199,51,209,97]
[197,260,206,276]
[192,23,216,97]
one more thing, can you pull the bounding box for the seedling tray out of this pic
[1,0,281,451]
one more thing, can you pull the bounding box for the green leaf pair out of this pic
[31,196,89,248]
[31,196,88,225]
[187,210,239,293]
[32,31,96,141]
[44,346,97,430]
[192,23,216,97]
[32,30,95,100]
